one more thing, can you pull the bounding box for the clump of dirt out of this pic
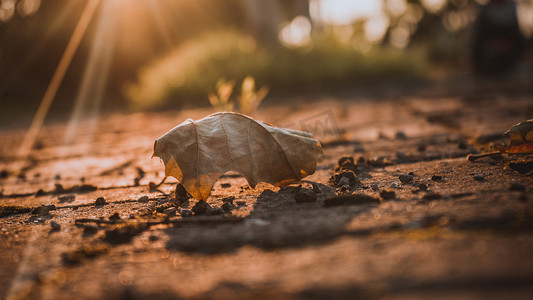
[31,204,56,216]
[379,190,396,200]
[191,201,223,216]
[0,205,32,217]
[431,175,443,181]
[104,222,148,244]
[399,174,414,184]
[330,156,359,188]
[62,244,109,265]
[294,189,317,203]
[50,221,61,232]
[324,194,380,207]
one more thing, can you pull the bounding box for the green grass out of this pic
[125,30,426,111]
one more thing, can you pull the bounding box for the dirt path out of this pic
[1,83,533,299]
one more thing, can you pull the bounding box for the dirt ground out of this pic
[1,78,533,300]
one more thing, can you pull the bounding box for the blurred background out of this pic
[1,0,532,127]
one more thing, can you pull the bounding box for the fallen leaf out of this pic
[502,119,533,154]
[468,119,533,161]
[153,112,323,200]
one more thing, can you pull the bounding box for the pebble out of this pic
[109,213,121,222]
[163,207,177,217]
[50,221,61,232]
[95,197,106,206]
[221,201,236,212]
[338,177,350,187]
[395,131,408,140]
[418,183,428,191]
[31,205,56,216]
[137,196,149,203]
[431,175,443,181]
[192,201,211,215]
[399,174,413,184]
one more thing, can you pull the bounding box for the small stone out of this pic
[221,201,236,212]
[163,207,177,217]
[50,221,61,232]
[192,201,211,215]
[109,213,121,222]
[418,183,428,191]
[473,174,485,181]
[221,183,231,188]
[338,177,350,187]
[148,181,158,191]
[395,131,407,140]
[180,210,193,218]
[0,169,8,179]
[95,197,106,206]
[431,175,443,181]
[137,196,149,203]
[509,182,526,191]
[379,190,396,200]
[294,189,317,203]
[399,174,413,184]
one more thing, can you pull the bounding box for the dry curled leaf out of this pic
[153,112,323,200]
[468,119,533,161]
[501,119,533,154]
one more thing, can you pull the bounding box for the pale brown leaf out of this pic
[153,112,323,200]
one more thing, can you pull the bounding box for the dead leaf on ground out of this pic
[468,119,533,161]
[153,112,323,200]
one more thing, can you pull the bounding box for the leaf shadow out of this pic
[164,182,377,254]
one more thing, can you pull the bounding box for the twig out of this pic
[467,151,501,162]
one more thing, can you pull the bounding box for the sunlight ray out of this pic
[14,0,101,170]
[63,0,117,150]
[146,0,175,48]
